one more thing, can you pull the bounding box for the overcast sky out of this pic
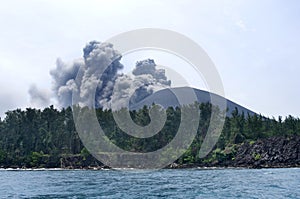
[0,0,299,118]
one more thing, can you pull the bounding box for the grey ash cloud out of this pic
[28,84,51,108]
[29,41,171,109]
[132,59,171,86]
[49,58,82,108]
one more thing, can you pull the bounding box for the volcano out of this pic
[129,87,255,116]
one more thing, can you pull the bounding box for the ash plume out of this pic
[50,58,83,108]
[28,84,51,108]
[44,41,171,109]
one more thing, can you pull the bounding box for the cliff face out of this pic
[232,136,300,168]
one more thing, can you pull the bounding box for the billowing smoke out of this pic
[109,59,171,110]
[42,41,171,109]
[50,58,83,107]
[28,84,51,108]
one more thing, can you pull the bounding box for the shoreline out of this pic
[1,136,299,170]
[1,165,299,171]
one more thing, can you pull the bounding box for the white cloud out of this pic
[236,19,247,31]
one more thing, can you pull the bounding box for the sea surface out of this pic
[0,168,299,198]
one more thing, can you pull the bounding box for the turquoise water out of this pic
[0,168,299,198]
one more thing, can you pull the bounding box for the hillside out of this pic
[0,101,299,169]
[130,87,255,117]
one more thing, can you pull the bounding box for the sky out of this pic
[0,0,299,118]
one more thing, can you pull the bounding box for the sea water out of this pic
[0,168,299,198]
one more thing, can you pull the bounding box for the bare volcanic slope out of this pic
[129,87,256,117]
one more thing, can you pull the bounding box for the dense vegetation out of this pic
[0,103,299,168]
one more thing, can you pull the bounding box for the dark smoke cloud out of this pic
[80,41,123,108]
[30,41,171,109]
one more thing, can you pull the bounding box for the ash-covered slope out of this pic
[129,87,256,116]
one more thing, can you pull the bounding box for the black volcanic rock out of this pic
[232,136,300,168]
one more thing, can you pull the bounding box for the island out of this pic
[0,103,299,169]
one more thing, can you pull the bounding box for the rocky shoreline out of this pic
[168,136,300,169]
[1,136,299,170]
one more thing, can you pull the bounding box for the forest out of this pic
[0,103,299,168]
